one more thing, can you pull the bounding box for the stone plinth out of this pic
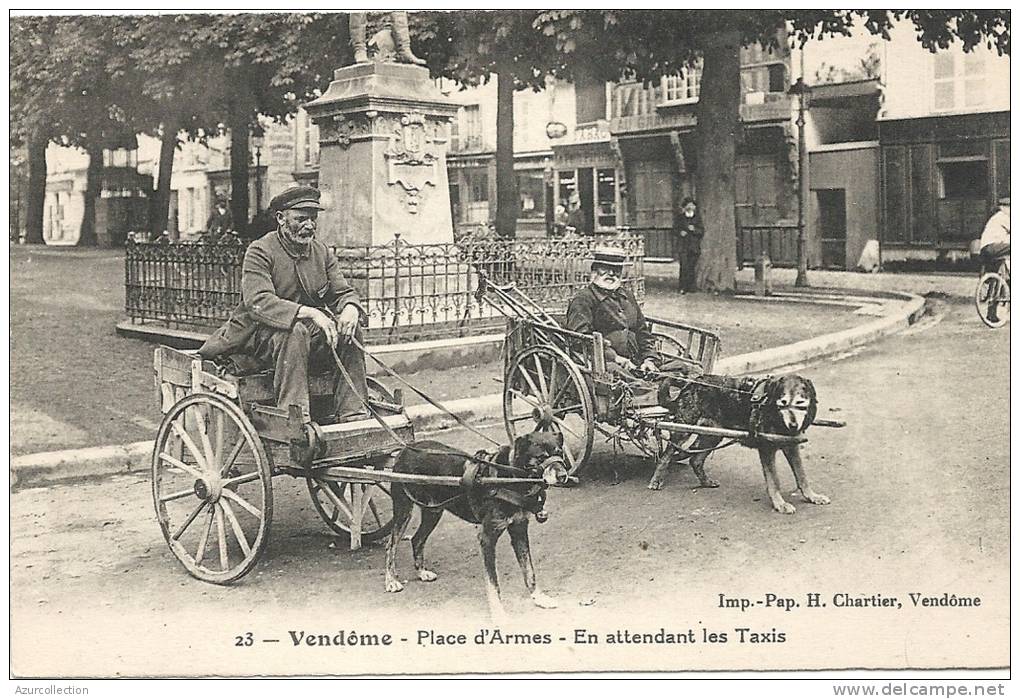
[304,63,460,248]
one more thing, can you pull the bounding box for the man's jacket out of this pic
[198,230,363,359]
[565,284,655,363]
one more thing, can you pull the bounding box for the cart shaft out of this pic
[285,464,544,488]
[649,420,807,445]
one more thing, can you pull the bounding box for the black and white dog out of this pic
[384,431,569,620]
[651,373,830,514]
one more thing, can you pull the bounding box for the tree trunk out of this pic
[494,65,517,239]
[228,84,252,236]
[78,142,103,247]
[693,29,742,292]
[24,129,47,245]
[151,118,179,238]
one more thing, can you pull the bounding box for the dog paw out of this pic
[804,492,830,505]
[418,569,438,582]
[530,591,559,609]
[385,578,405,593]
[647,480,663,491]
[773,501,797,515]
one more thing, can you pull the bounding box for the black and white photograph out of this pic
[8,8,1011,684]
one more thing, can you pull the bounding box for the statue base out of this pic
[304,63,460,248]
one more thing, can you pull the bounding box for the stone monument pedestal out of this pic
[304,62,460,248]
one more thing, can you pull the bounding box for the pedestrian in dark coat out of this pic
[675,197,703,292]
[198,186,369,421]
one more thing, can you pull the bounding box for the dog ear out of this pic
[657,377,683,407]
[803,378,818,428]
[512,435,529,467]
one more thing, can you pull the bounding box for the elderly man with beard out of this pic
[198,186,369,422]
[566,247,702,383]
[565,247,658,378]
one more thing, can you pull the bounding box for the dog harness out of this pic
[404,450,560,523]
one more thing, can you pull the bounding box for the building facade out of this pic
[877,25,1010,262]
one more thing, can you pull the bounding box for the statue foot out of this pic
[353,48,370,64]
[396,51,427,66]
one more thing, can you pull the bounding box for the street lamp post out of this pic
[252,127,265,216]
[788,77,810,287]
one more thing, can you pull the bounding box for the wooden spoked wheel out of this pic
[306,479,395,543]
[306,376,397,543]
[976,271,1010,328]
[503,345,594,476]
[152,392,273,584]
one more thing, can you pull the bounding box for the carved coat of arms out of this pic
[384,112,441,213]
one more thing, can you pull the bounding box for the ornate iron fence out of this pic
[125,232,644,342]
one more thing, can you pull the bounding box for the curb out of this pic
[11,291,925,490]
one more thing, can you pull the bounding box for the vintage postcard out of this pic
[9,8,1010,681]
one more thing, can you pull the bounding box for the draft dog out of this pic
[650,373,830,514]
[384,431,569,621]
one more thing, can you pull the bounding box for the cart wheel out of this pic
[306,478,395,543]
[504,345,595,476]
[307,376,397,542]
[152,392,273,584]
[975,272,1010,328]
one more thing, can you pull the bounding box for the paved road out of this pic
[11,302,1008,676]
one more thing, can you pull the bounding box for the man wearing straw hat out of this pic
[198,185,369,422]
[565,246,660,378]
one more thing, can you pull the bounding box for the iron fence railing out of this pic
[124,232,645,342]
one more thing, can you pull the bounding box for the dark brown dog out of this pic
[384,432,568,621]
[650,373,830,514]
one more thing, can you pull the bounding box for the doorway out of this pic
[816,189,847,269]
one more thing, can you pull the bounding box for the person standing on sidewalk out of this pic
[198,186,370,422]
[674,197,703,293]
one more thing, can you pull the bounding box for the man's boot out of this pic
[349,12,369,64]
[391,11,426,66]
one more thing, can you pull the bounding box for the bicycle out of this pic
[975,257,1010,329]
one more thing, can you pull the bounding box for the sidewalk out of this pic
[644,262,976,300]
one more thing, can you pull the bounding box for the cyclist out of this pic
[978,197,1010,324]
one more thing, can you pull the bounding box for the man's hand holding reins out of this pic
[298,305,339,348]
[336,303,360,344]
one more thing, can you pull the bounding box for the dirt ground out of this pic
[9,302,1010,675]
[10,247,863,455]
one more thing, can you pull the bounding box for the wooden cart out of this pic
[478,276,813,476]
[152,346,552,585]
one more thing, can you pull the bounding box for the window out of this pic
[462,105,482,150]
[661,65,701,104]
[449,113,460,151]
[933,51,986,111]
[595,168,617,229]
[557,170,577,206]
[939,161,989,199]
[516,171,545,220]
[303,115,319,166]
[768,64,786,93]
[465,168,489,202]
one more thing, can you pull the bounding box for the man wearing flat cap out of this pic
[565,247,659,376]
[199,185,369,421]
